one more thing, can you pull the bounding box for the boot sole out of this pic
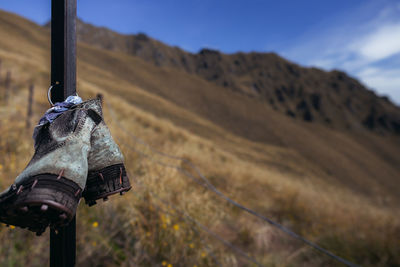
[83,163,131,207]
[0,174,81,236]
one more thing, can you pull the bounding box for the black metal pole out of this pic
[50,0,77,102]
[50,0,77,266]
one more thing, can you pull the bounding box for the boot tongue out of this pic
[33,95,83,141]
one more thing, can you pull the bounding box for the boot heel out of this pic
[83,163,131,206]
[0,174,81,235]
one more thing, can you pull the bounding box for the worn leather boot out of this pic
[79,99,131,207]
[0,99,101,235]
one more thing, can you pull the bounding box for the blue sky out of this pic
[0,0,399,104]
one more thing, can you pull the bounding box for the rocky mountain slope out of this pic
[1,10,400,267]
[76,19,400,135]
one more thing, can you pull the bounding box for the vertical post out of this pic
[0,59,2,86]
[4,71,11,102]
[26,84,34,129]
[50,0,77,267]
[50,0,77,103]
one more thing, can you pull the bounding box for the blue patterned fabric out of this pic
[33,95,82,140]
[38,95,82,126]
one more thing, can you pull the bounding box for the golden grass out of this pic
[0,62,399,266]
[0,10,399,267]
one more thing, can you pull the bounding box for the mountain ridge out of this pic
[72,18,400,136]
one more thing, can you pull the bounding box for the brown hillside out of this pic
[75,19,400,135]
[74,19,400,202]
[1,10,400,266]
[4,10,399,205]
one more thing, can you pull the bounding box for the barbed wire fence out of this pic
[0,72,360,266]
[105,101,360,267]
[0,63,363,267]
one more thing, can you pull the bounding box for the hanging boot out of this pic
[0,97,101,235]
[78,99,131,207]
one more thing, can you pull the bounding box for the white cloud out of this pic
[352,23,400,61]
[281,0,400,105]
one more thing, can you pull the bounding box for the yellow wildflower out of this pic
[189,243,195,249]
[0,164,3,170]
[92,241,97,247]
[162,261,167,266]
[10,225,15,229]
[161,214,171,224]
[167,264,172,267]
[92,221,99,228]
[173,224,179,231]
[201,252,206,258]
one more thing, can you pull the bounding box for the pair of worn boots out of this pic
[0,98,131,235]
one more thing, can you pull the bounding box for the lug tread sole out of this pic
[0,174,81,235]
[83,164,131,206]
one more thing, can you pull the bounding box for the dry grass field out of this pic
[0,10,399,266]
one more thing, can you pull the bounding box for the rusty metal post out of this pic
[49,0,77,266]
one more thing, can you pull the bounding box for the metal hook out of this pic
[47,85,54,106]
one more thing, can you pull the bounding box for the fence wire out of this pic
[106,102,360,267]
[126,134,263,266]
